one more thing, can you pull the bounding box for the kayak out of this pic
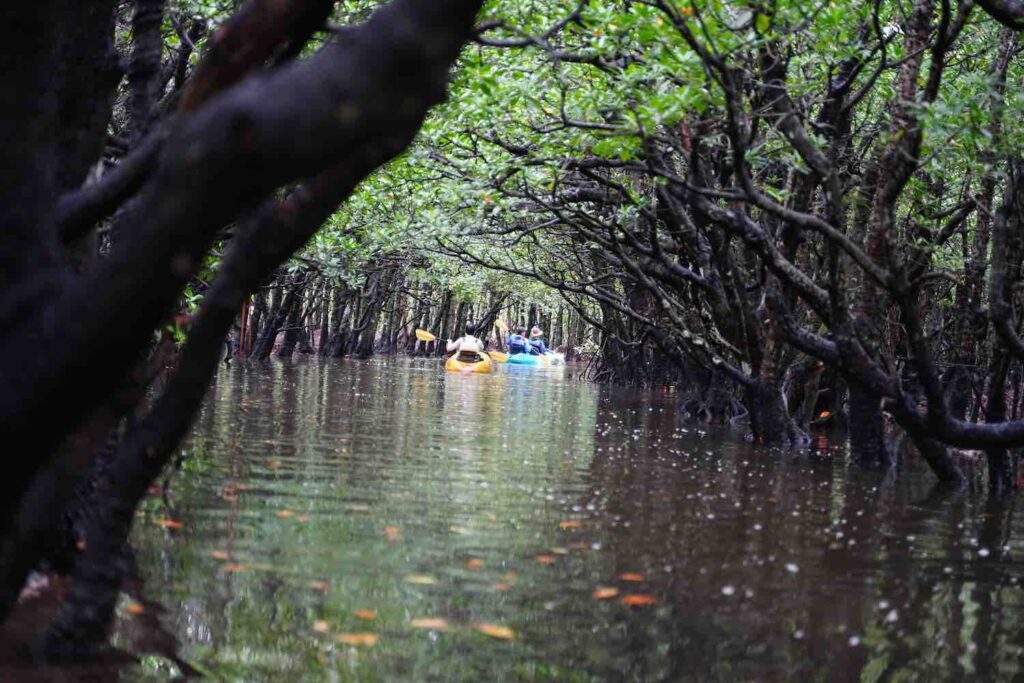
[445,350,494,374]
[506,352,565,367]
[507,353,545,366]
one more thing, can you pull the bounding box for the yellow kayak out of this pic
[445,350,494,374]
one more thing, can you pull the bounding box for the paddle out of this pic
[416,328,509,363]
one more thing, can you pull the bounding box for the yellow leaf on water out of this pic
[475,623,515,640]
[463,558,483,570]
[336,632,379,646]
[354,609,377,620]
[404,575,438,585]
[592,587,620,600]
[153,518,183,530]
[313,620,330,633]
[448,525,466,534]
[618,572,645,582]
[621,594,658,607]
[559,520,582,529]
[550,547,568,555]
[410,617,450,631]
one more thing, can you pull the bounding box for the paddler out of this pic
[506,326,531,355]
[446,324,485,354]
[528,326,549,355]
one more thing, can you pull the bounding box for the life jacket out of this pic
[529,338,548,354]
[507,334,529,354]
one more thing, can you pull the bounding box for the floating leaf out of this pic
[448,525,467,534]
[475,623,515,640]
[309,581,329,591]
[125,602,145,615]
[535,555,557,565]
[384,526,402,542]
[592,587,620,600]
[211,550,230,561]
[410,617,450,631]
[492,582,511,592]
[313,620,330,633]
[618,572,645,582]
[222,563,246,573]
[297,514,312,523]
[404,575,438,585]
[354,609,377,620]
[267,460,283,469]
[819,411,832,418]
[550,547,569,555]
[464,558,483,570]
[336,633,379,646]
[559,520,582,529]
[276,509,295,519]
[621,594,658,606]
[153,518,183,530]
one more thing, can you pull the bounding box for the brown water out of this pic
[124,358,1024,681]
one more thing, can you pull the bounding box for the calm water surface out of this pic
[126,358,1024,681]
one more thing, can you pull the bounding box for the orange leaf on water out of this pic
[410,617,450,631]
[211,550,230,561]
[618,572,645,582]
[153,518,183,530]
[336,633,379,646]
[384,526,402,542]
[267,460,283,469]
[125,602,145,615]
[309,581,329,591]
[559,520,582,529]
[353,609,377,620]
[492,582,511,592]
[535,555,557,565]
[464,558,483,570]
[621,594,658,607]
[475,623,515,640]
[819,410,832,418]
[276,509,295,519]
[312,620,330,633]
[592,587,620,600]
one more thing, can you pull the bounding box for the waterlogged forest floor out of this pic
[82,359,1024,680]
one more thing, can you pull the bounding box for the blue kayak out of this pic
[506,353,545,366]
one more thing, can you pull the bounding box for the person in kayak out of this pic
[446,324,485,354]
[507,326,532,355]
[528,326,549,355]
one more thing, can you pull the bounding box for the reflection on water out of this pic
[128,358,1024,681]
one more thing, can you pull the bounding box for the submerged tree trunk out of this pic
[848,383,892,468]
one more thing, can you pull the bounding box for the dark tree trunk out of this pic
[848,383,892,468]
[128,0,166,143]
